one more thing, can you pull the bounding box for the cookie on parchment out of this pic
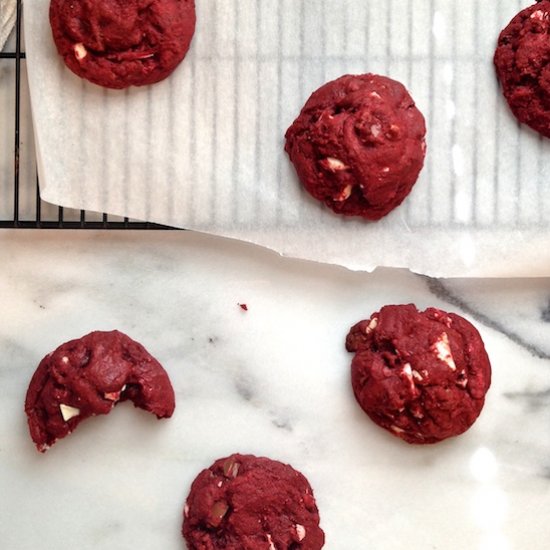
[25,330,175,452]
[183,453,325,549]
[285,74,426,220]
[494,0,550,138]
[49,0,196,89]
[346,304,491,444]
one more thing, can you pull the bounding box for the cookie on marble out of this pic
[494,1,550,138]
[182,453,325,549]
[25,330,175,452]
[284,74,426,220]
[346,304,491,444]
[49,0,196,89]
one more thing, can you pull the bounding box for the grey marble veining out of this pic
[427,277,550,359]
[0,230,549,550]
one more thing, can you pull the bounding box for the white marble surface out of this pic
[0,230,549,550]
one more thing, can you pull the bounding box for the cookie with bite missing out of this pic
[25,330,175,452]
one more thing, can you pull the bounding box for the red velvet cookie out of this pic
[284,74,426,220]
[346,305,491,444]
[494,0,550,137]
[183,454,325,550]
[49,0,196,89]
[25,330,175,452]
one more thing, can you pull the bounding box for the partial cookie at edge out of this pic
[183,453,325,550]
[494,0,550,137]
[49,0,196,89]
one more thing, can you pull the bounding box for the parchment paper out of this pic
[24,0,550,277]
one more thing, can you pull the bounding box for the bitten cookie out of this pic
[25,330,175,452]
[183,454,325,550]
[49,0,196,89]
[284,74,426,220]
[494,0,550,137]
[346,305,491,444]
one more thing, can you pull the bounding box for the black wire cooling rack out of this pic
[0,1,171,229]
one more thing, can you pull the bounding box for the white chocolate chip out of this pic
[369,91,381,99]
[295,524,306,541]
[412,369,423,381]
[432,311,453,328]
[104,385,126,401]
[325,157,349,171]
[382,167,390,173]
[530,10,548,20]
[61,356,69,364]
[370,124,381,137]
[432,332,456,370]
[184,503,190,518]
[391,425,405,434]
[59,404,80,422]
[228,462,239,478]
[217,481,223,488]
[334,184,352,202]
[365,317,378,334]
[266,533,276,550]
[73,43,87,61]
[456,370,468,388]
[401,363,419,395]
